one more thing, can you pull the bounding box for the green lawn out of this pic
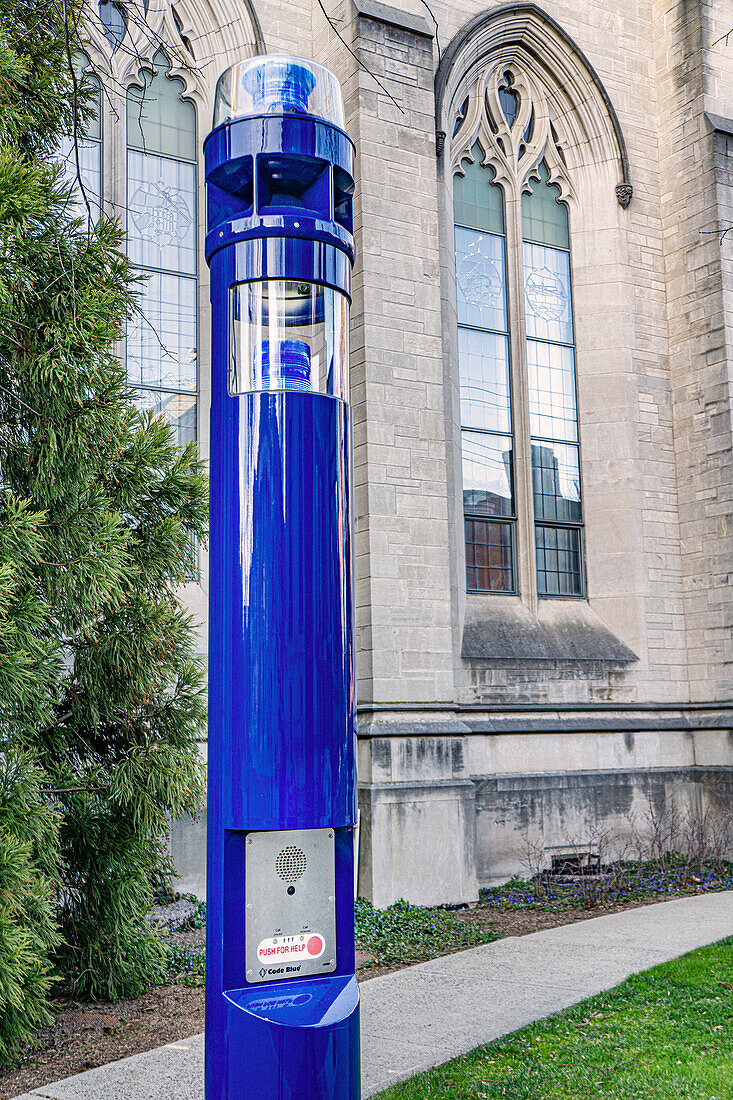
[374,937,733,1099]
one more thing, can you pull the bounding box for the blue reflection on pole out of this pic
[204,56,359,1100]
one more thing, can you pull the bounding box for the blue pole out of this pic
[204,57,359,1100]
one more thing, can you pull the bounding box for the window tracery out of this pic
[451,63,572,205]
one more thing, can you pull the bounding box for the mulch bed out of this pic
[0,895,689,1100]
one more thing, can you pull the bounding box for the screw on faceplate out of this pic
[247,903,252,909]
[329,959,334,965]
[328,832,333,838]
[247,969,253,976]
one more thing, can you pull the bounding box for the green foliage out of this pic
[160,943,206,987]
[355,897,499,968]
[0,750,61,1062]
[375,938,733,1099]
[181,899,207,930]
[0,0,208,1032]
[0,0,79,156]
[480,860,733,913]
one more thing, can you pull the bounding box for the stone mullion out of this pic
[504,188,537,613]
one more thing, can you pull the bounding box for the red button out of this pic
[307,935,323,956]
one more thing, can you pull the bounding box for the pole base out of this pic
[206,974,360,1099]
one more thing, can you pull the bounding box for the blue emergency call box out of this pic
[203,56,359,1100]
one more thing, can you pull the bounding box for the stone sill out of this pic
[462,594,638,664]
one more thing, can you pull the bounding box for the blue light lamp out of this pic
[243,58,317,115]
[261,339,312,391]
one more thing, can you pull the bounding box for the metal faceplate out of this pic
[245,828,336,983]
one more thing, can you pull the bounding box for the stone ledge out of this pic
[352,0,433,38]
[357,717,473,738]
[462,596,638,664]
[462,711,732,734]
[472,764,733,793]
[359,778,476,794]
[356,706,733,736]
[706,111,733,135]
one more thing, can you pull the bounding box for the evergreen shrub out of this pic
[0,0,209,1042]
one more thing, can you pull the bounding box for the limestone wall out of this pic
[149,0,733,901]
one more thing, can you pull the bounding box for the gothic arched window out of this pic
[452,66,584,597]
[65,0,263,481]
[126,51,198,448]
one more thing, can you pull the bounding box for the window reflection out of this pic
[135,390,197,449]
[462,430,513,518]
[523,242,573,345]
[531,442,581,524]
[458,328,511,434]
[127,152,196,273]
[127,272,197,391]
[455,227,508,332]
[527,340,578,443]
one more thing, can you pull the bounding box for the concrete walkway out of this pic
[12,892,733,1100]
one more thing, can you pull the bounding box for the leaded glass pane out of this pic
[66,55,101,138]
[99,0,126,51]
[453,96,469,137]
[127,151,196,274]
[522,162,569,249]
[527,340,578,443]
[127,272,197,391]
[58,136,102,221]
[86,76,102,141]
[453,145,504,234]
[523,242,573,345]
[135,389,197,447]
[462,430,513,518]
[458,328,511,433]
[535,525,582,596]
[532,442,582,524]
[498,85,518,128]
[57,70,101,222]
[465,518,514,592]
[127,52,196,161]
[455,227,507,332]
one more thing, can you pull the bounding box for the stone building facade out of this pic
[80,0,733,905]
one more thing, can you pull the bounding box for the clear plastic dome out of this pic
[213,56,345,130]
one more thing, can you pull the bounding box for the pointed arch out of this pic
[435,4,631,205]
[86,0,263,110]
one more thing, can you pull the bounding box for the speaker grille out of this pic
[275,846,307,883]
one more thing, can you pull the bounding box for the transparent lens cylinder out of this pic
[230,280,350,401]
[214,56,345,129]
